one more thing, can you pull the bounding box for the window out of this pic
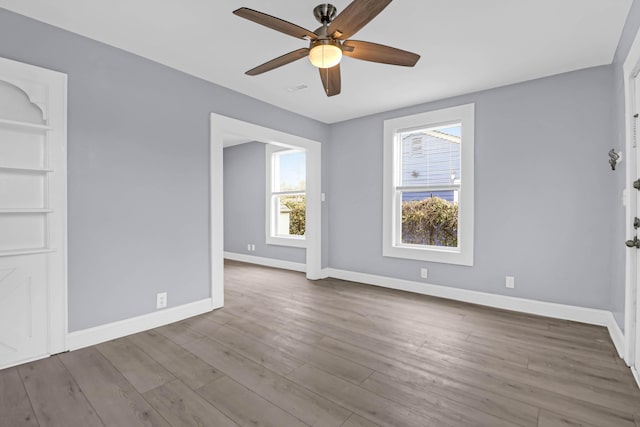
[265,145,306,247]
[383,104,474,265]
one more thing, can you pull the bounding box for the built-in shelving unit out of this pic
[0,118,52,131]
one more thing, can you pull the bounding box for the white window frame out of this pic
[383,103,475,266]
[265,144,307,248]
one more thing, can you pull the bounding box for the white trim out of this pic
[383,103,475,266]
[606,313,626,358]
[632,367,640,390]
[0,354,49,371]
[210,118,225,310]
[224,252,306,273]
[211,113,322,280]
[326,268,612,326]
[623,25,640,367]
[67,298,213,351]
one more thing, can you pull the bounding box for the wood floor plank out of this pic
[96,337,175,393]
[128,329,224,390]
[527,355,640,395]
[537,409,599,427]
[209,324,305,375]
[143,379,238,427]
[315,335,636,427]
[59,347,170,427]
[287,364,431,427]
[183,337,352,426]
[179,314,225,337]
[155,320,207,346]
[341,414,383,427]
[0,367,40,427]
[196,375,307,427]
[18,357,104,427]
[204,308,239,325]
[361,371,537,427]
[223,303,326,345]
[226,317,374,384]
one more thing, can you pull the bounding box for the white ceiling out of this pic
[0,0,632,124]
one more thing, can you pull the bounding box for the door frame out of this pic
[0,56,68,360]
[624,30,640,374]
[209,113,323,308]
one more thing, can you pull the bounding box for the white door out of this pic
[630,74,640,375]
[636,74,640,373]
[0,57,67,369]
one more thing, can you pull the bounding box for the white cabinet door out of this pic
[0,58,67,369]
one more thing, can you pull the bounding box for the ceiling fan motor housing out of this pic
[314,4,337,24]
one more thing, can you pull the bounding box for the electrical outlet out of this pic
[247,243,251,251]
[156,292,167,309]
[321,193,326,202]
[251,244,255,251]
[420,268,428,279]
[505,276,515,289]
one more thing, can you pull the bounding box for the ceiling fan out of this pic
[233,0,420,97]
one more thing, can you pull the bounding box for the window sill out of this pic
[383,244,473,266]
[266,235,307,249]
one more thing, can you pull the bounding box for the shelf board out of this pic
[0,166,53,173]
[0,208,52,214]
[0,248,54,257]
[0,118,52,131]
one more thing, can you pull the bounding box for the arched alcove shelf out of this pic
[0,78,49,123]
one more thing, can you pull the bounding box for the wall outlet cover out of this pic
[156,292,168,309]
[505,276,515,289]
[420,268,428,279]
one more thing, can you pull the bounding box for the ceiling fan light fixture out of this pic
[309,40,342,68]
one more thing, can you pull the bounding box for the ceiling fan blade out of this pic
[329,0,392,39]
[233,8,317,40]
[246,48,310,76]
[319,64,341,97]
[343,40,420,66]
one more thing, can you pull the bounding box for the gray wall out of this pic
[611,0,640,330]
[0,9,328,331]
[328,66,616,310]
[224,142,305,264]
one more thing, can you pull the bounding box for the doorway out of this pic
[209,114,323,308]
[0,57,67,369]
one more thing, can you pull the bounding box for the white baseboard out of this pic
[0,354,49,371]
[605,313,626,358]
[224,252,306,273]
[326,268,613,327]
[67,298,213,351]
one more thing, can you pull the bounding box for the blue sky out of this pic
[279,150,306,190]
[438,124,461,137]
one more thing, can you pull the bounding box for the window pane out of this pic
[400,124,461,187]
[274,195,305,237]
[401,192,458,247]
[274,150,306,192]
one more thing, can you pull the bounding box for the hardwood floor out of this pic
[2,260,639,426]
